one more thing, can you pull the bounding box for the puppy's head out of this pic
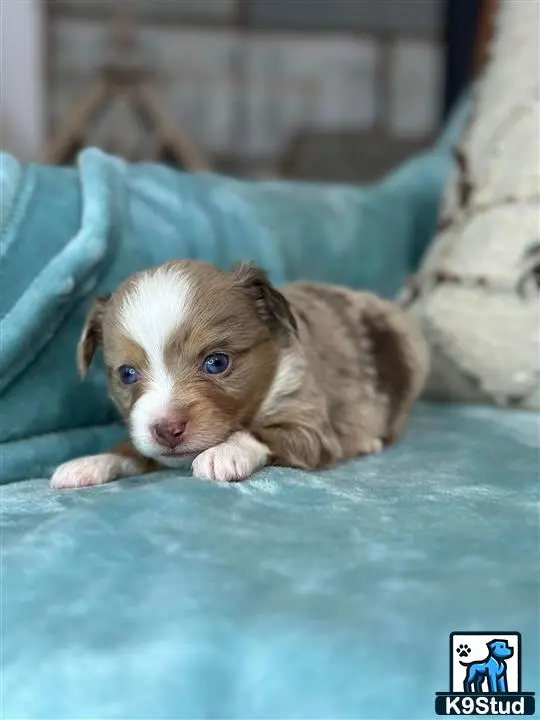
[78,261,296,465]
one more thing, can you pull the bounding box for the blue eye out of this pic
[203,353,230,375]
[118,365,138,385]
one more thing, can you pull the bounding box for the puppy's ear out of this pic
[231,263,297,340]
[77,295,110,378]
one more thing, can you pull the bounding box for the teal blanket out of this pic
[0,99,470,483]
[2,402,538,718]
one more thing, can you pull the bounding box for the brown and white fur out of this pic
[51,261,429,489]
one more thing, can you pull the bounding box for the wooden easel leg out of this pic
[44,79,110,164]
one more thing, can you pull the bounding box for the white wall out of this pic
[1,0,46,160]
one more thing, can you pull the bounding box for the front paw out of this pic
[358,437,383,456]
[191,432,269,482]
[51,454,121,490]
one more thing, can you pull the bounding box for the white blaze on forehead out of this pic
[119,266,192,360]
[120,266,192,457]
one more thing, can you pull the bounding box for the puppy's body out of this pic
[51,261,428,489]
[257,282,428,468]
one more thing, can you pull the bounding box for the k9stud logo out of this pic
[435,632,535,715]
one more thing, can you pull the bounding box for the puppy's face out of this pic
[78,261,296,465]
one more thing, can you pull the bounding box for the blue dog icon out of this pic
[460,639,514,693]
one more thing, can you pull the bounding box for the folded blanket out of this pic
[0,97,470,482]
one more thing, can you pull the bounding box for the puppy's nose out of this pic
[152,419,187,448]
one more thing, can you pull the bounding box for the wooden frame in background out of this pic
[474,0,499,72]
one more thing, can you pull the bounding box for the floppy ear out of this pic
[77,295,110,378]
[231,263,298,340]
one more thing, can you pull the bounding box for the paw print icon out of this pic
[456,643,471,658]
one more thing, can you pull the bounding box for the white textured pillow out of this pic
[403,0,540,410]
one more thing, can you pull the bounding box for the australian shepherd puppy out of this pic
[51,261,428,489]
